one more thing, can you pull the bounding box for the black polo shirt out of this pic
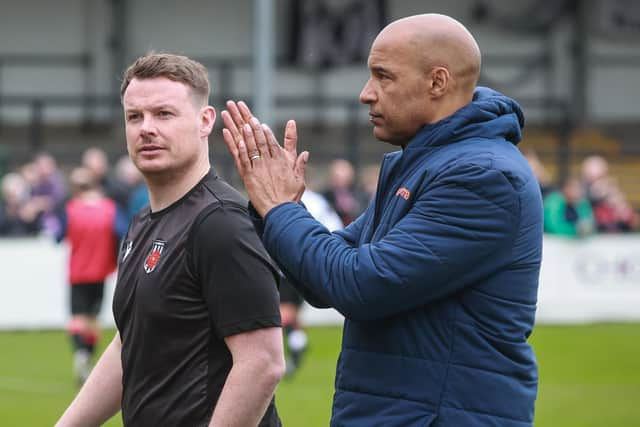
[113,170,282,426]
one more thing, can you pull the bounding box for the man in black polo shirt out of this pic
[56,53,285,427]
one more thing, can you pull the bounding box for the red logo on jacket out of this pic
[395,187,411,200]
[144,240,166,273]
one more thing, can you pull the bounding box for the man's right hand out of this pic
[221,101,308,217]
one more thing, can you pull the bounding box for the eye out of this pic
[158,110,173,118]
[126,113,141,122]
[371,70,392,83]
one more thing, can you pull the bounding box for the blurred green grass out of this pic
[1,324,639,426]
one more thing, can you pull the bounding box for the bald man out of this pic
[223,14,543,427]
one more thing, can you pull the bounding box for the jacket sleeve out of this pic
[248,201,342,309]
[333,203,368,246]
[262,163,519,321]
[286,211,368,308]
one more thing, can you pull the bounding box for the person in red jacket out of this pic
[57,166,127,384]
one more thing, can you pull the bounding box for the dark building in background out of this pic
[287,0,387,68]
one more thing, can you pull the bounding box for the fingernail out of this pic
[250,117,260,126]
[244,124,252,133]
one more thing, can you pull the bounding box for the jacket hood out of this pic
[407,86,525,151]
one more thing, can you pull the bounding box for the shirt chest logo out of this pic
[144,239,166,273]
[395,187,411,200]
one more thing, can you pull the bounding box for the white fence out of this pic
[537,234,640,323]
[0,234,639,330]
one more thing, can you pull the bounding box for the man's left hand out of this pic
[222,101,309,217]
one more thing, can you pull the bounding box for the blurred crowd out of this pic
[2,147,637,239]
[0,150,380,238]
[0,148,148,238]
[524,150,640,237]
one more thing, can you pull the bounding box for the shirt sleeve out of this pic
[191,203,282,338]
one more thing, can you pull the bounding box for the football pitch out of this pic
[1,324,639,426]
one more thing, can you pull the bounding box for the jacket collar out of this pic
[404,86,525,154]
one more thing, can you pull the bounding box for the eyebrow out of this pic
[153,104,177,110]
[370,65,394,76]
[124,103,176,112]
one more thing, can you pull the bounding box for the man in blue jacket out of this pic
[223,13,543,427]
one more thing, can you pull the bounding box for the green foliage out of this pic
[0,324,639,426]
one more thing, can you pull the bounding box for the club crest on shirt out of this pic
[143,239,166,274]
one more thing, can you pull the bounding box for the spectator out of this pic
[592,180,640,232]
[322,158,368,226]
[544,176,595,237]
[581,154,610,208]
[32,152,67,205]
[113,155,149,220]
[523,148,554,198]
[81,147,110,185]
[19,161,42,194]
[82,147,129,210]
[114,155,142,199]
[31,152,67,236]
[0,172,46,236]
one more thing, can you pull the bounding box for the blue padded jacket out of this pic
[261,87,543,426]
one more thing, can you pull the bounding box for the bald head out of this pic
[378,14,481,94]
[360,14,482,145]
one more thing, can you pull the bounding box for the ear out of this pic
[429,66,449,98]
[200,106,216,138]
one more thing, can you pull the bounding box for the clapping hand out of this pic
[221,101,309,217]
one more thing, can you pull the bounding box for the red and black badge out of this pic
[144,239,166,274]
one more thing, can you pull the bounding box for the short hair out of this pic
[120,53,210,105]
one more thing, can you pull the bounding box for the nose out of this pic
[139,114,157,137]
[359,78,376,104]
